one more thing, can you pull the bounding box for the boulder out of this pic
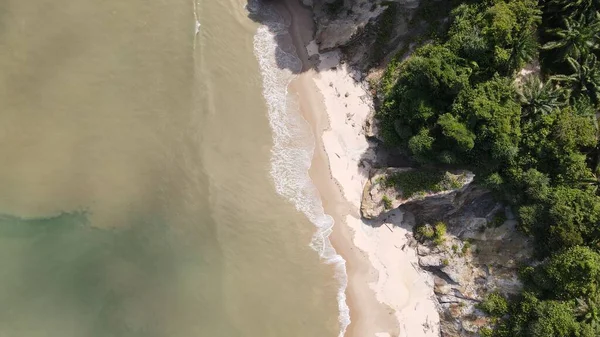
[395,186,533,337]
[360,168,473,219]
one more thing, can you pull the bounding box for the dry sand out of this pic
[292,49,441,337]
[278,0,441,335]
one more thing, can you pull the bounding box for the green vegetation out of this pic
[416,223,436,241]
[382,195,393,210]
[490,212,507,228]
[433,222,447,245]
[415,221,447,246]
[479,292,510,317]
[462,241,472,254]
[381,170,464,199]
[375,0,600,334]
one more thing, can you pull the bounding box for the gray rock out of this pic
[417,244,431,256]
[419,255,443,268]
[360,168,472,219]
[379,183,533,337]
[360,167,413,219]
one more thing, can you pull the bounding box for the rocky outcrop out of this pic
[304,1,534,334]
[401,184,534,337]
[311,0,386,50]
[360,167,412,219]
[303,0,421,68]
[360,168,473,219]
[360,172,533,336]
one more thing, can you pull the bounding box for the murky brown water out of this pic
[0,0,340,336]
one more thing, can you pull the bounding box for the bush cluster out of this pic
[377,0,600,334]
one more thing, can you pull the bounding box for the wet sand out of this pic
[277,0,441,336]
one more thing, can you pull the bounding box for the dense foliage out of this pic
[377,0,600,334]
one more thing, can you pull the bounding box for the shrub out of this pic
[433,222,447,245]
[382,195,393,210]
[479,327,494,337]
[434,222,447,237]
[478,292,509,317]
[416,224,435,241]
[490,212,507,228]
[462,241,471,254]
[383,170,465,199]
[537,246,600,300]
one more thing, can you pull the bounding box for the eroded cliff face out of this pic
[303,0,420,68]
[402,185,533,336]
[361,172,534,337]
[304,2,534,335]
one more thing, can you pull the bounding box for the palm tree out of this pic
[508,29,539,74]
[518,75,566,116]
[542,14,600,62]
[546,0,600,19]
[552,55,600,106]
[575,294,600,331]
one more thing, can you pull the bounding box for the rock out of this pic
[434,278,452,295]
[462,317,489,333]
[360,167,413,219]
[312,0,386,50]
[363,112,382,141]
[360,178,532,336]
[360,168,473,219]
[394,185,533,337]
[419,255,443,268]
[441,264,469,286]
[417,244,431,256]
[360,169,530,335]
[309,0,420,68]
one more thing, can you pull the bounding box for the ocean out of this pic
[0,0,343,336]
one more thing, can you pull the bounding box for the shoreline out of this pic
[278,0,441,336]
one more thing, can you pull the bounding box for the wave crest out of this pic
[249,1,350,336]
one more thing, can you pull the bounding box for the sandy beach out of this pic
[278,0,441,336]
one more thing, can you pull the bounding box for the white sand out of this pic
[302,49,440,337]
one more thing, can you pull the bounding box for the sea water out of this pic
[0,0,341,336]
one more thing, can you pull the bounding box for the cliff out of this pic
[361,169,534,336]
[303,0,421,69]
[301,1,535,335]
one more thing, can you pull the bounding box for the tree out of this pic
[378,44,472,150]
[574,293,600,330]
[543,188,600,251]
[540,246,600,299]
[446,0,540,76]
[546,0,600,20]
[542,15,600,63]
[436,113,476,152]
[552,55,600,106]
[452,76,521,167]
[518,75,566,116]
[508,28,539,74]
[528,300,579,337]
[408,128,435,163]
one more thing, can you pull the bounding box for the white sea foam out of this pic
[249,1,350,336]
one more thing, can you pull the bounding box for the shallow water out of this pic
[0,0,340,336]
